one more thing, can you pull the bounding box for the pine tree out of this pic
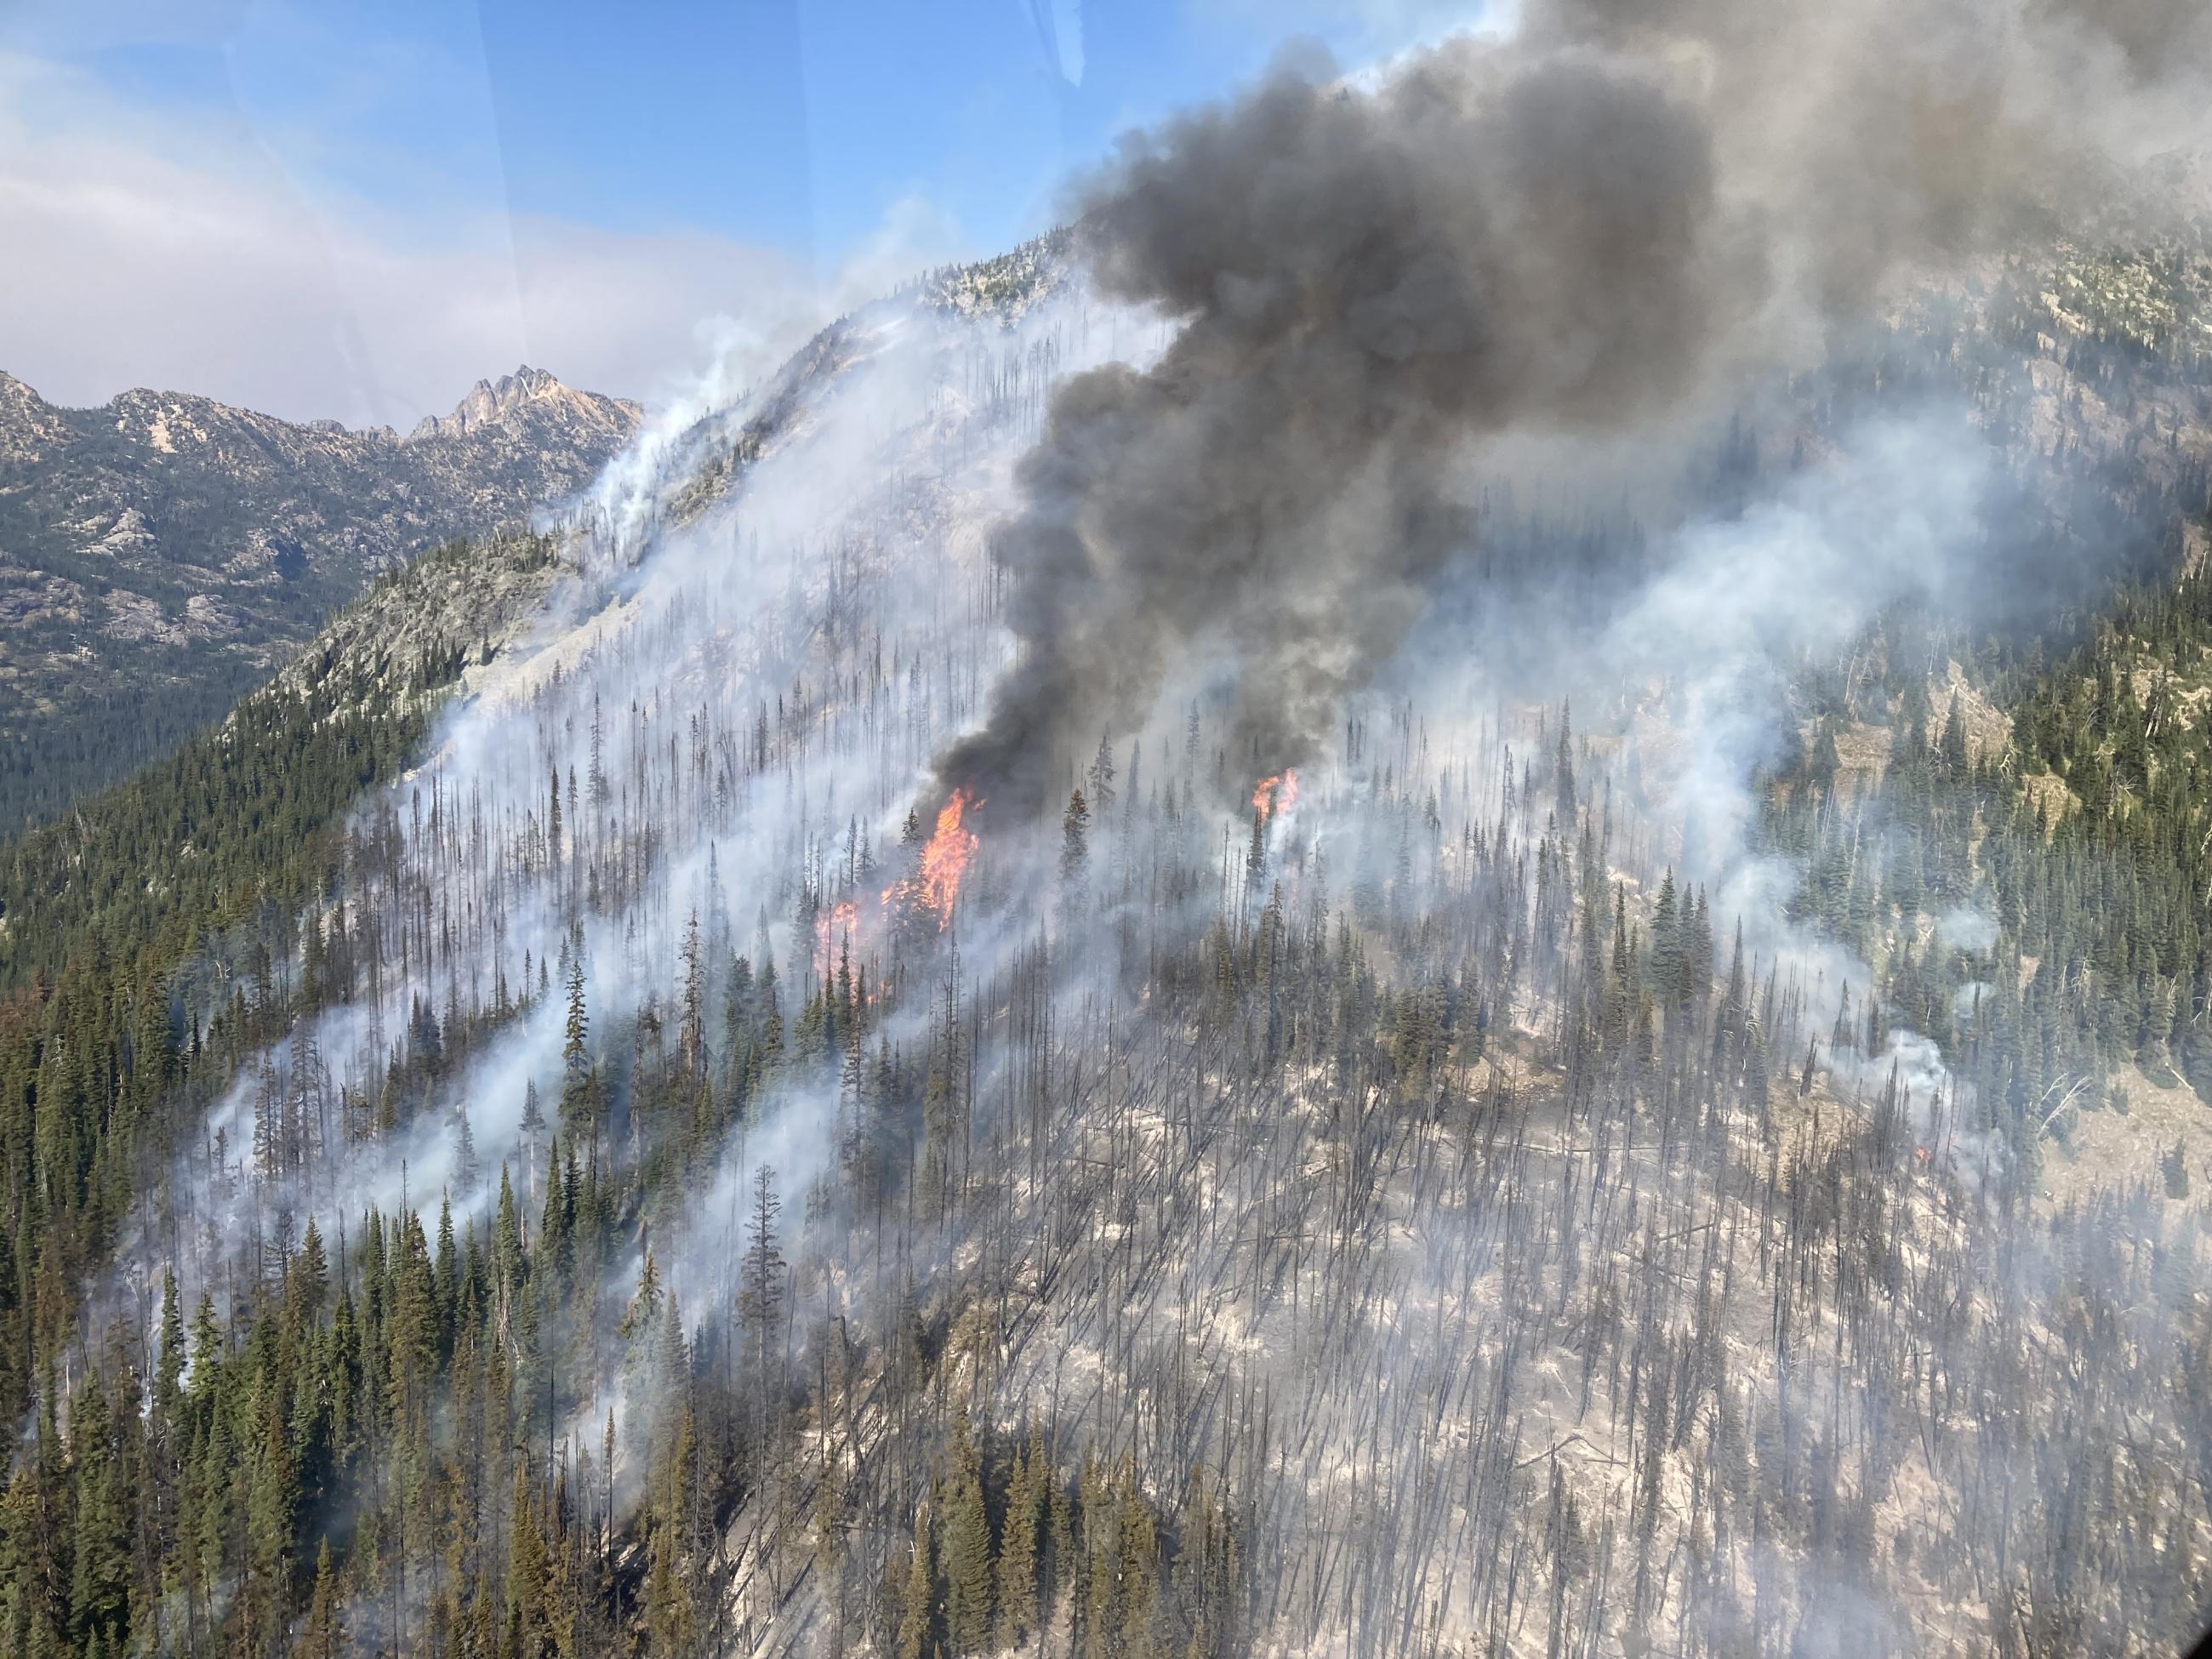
[519,1080,547,1201]
[740,1165,786,1507]
[547,762,563,868]
[1555,700,1577,824]
[1063,788,1092,881]
[644,1514,693,1655]
[67,1369,132,1651]
[1940,693,1970,775]
[898,1502,937,1659]
[509,1464,550,1657]
[943,1410,995,1652]
[1088,733,1117,814]
[562,929,591,1138]
[679,908,706,1075]
[453,1103,481,1194]
[619,1248,668,1477]
[995,1432,1042,1647]
[1081,1450,1114,1659]
[1115,1462,1160,1659]
[1650,870,1680,1006]
[303,1537,341,1659]
[243,1365,299,1644]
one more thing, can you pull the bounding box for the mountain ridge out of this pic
[0,361,639,453]
[0,357,642,833]
[402,362,634,443]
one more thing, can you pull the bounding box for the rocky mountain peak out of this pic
[405,364,629,444]
[0,369,72,462]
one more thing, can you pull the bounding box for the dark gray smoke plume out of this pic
[938,6,2212,821]
[940,42,1737,817]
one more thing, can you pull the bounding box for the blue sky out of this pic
[0,1,1483,423]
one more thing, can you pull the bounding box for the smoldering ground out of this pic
[937,0,2212,826]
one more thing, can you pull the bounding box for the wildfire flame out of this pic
[814,899,859,976]
[1252,769,1300,821]
[884,787,981,928]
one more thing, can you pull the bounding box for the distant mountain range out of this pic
[0,364,640,831]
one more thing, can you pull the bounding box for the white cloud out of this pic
[0,53,964,428]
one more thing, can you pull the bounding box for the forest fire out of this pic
[885,787,981,927]
[813,899,859,975]
[1252,770,1300,821]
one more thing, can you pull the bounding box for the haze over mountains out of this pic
[0,363,640,832]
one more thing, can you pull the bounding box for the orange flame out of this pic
[1252,769,1301,821]
[814,900,859,976]
[920,790,980,917]
[884,788,981,929]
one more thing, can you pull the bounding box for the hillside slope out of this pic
[10,214,2212,1658]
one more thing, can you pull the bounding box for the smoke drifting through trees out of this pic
[941,0,2212,823]
[44,237,2212,1652]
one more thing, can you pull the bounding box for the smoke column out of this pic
[938,41,1735,818]
[938,1,2212,820]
